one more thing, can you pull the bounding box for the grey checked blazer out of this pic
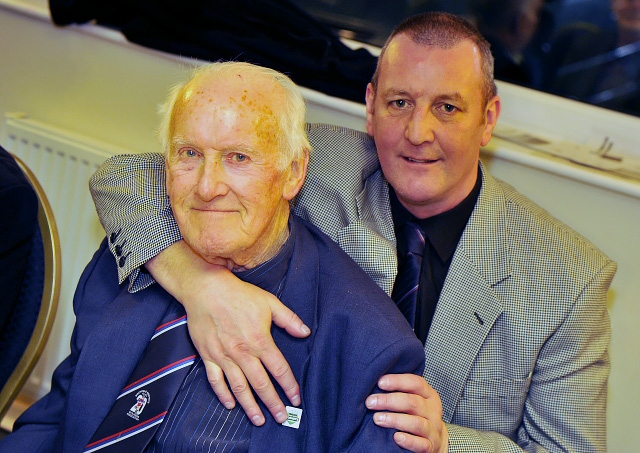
[90,123,616,453]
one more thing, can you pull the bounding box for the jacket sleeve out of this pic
[0,365,67,453]
[446,259,616,453]
[89,153,181,292]
[302,282,426,452]
[344,336,426,453]
[0,241,119,453]
[303,332,426,453]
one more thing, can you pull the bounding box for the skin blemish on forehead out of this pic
[252,102,278,149]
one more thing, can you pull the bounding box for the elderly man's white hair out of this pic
[157,61,311,169]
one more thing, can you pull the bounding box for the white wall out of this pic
[7,0,44,8]
[1,2,639,450]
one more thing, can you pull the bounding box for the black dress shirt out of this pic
[390,169,482,344]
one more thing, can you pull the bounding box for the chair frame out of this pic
[0,154,62,422]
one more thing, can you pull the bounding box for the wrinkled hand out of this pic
[145,241,310,426]
[184,267,311,425]
[366,374,449,453]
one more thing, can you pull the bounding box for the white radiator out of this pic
[1,113,128,400]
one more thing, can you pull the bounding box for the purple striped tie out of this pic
[392,222,425,328]
[84,307,197,453]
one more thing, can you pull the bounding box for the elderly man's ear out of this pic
[282,151,310,201]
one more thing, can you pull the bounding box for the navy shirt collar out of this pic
[233,217,295,298]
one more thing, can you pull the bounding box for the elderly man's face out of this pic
[366,34,500,219]
[166,72,305,268]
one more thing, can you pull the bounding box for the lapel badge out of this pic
[282,406,302,429]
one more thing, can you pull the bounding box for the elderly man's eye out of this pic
[391,99,408,108]
[442,104,457,113]
[176,148,198,158]
[231,153,249,163]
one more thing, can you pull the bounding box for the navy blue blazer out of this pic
[1,216,425,452]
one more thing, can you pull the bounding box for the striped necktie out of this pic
[392,222,425,328]
[84,306,197,453]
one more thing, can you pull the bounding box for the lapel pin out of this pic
[282,406,303,429]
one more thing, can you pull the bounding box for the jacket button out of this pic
[118,256,126,268]
[109,229,121,244]
[115,244,123,256]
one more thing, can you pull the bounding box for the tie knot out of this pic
[398,222,425,258]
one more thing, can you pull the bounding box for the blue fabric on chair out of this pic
[0,146,39,347]
[0,224,45,391]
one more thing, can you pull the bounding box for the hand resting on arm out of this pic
[367,374,449,453]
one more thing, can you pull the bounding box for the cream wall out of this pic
[1,1,639,450]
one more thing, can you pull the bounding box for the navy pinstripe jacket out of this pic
[1,216,425,452]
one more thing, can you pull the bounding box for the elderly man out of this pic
[89,12,615,453]
[0,62,424,452]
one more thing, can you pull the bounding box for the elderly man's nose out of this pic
[197,160,228,200]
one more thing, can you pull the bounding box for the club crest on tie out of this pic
[127,390,151,421]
